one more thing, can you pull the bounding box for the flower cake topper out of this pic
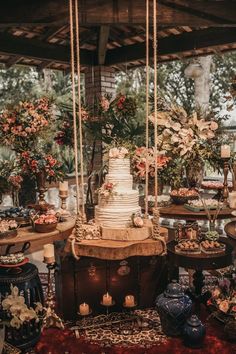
[109,147,129,159]
[97,182,116,198]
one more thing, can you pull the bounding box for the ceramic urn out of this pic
[183,314,206,348]
[156,280,192,336]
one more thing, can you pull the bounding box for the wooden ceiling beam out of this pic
[0,32,94,66]
[98,25,110,65]
[0,1,236,26]
[105,27,236,65]
[159,0,236,25]
[5,55,23,68]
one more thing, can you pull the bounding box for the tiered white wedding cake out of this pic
[95,147,151,241]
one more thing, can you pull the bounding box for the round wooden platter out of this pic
[224,220,236,241]
[159,203,233,220]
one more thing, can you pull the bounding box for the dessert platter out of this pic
[200,240,226,254]
[184,199,223,212]
[170,188,199,205]
[0,253,29,267]
[175,240,201,254]
[201,181,233,190]
[0,219,18,238]
[175,239,226,255]
[95,147,152,241]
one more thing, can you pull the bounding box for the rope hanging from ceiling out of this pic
[151,0,162,241]
[145,0,150,219]
[69,0,85,245]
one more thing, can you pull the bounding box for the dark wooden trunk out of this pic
[56,255,168,320]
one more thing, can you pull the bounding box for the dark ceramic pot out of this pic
[183,315,206,348]
[156,280,192,336]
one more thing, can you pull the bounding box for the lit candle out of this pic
[221,145,231,158]
[43,244,55,264]
[59,181,69,192]
[125,295,135,307]
[79,302,89,315]
[102,292,112,305]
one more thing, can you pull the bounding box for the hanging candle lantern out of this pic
[184,59,204,79]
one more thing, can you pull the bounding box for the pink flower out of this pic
[219,300,230,313]
[133,216,144,228]
[109,148,120,158]
[212,287,221,299]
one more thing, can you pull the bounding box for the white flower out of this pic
[35,302,44,313]
[119,147,128,158]
[2,296,14,310]
[19,308,37,322]
[206,130,215,139]
[171,134,180,144]
[172,122,181,131]
[109,148,120,158]
[10,316,22,329]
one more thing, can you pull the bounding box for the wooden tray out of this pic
[184,204,218,212]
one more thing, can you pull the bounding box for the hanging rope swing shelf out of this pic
[66,0,167,260]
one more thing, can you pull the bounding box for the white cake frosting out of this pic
[95,153,141,228]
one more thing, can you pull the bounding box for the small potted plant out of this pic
[0,285,44,350]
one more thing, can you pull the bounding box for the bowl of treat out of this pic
[33,212,58,233]
[170,188,199,205]
[0,219,18,238]
[0,207,33,226]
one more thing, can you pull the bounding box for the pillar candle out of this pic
[59,181,69,192]
[221,145,231,158]
[125,295,135,307]
[79,302,89,315]
[102,292,112,305]
[43,244,55,264]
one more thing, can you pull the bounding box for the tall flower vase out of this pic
[12,189,19,207]
[35,170,47,205]
[186,159,204,188]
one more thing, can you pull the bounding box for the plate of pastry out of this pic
[0,253,29,267]
[175,239,201,254]
[200,240,226,254]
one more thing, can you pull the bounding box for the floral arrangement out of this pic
[1,285,44,329]
[132,146,170,181]
[19,151,63,182]
[0,160,23,193]
[131,213,144,228]
[149,107,219,159]
[109,147,129,159]
[0,98,51,151]
[208,268,236,320]
[97,182,116,198]
[112,94,137,119]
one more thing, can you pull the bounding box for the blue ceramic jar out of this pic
[156,280,192,336]
[183,315,206,348]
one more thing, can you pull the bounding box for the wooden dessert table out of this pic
[167,238,233,312]
[159,204,233,221]
[0,218,75,255]
[58,227,169,320]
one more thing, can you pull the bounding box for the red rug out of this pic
[35,318,236,354]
